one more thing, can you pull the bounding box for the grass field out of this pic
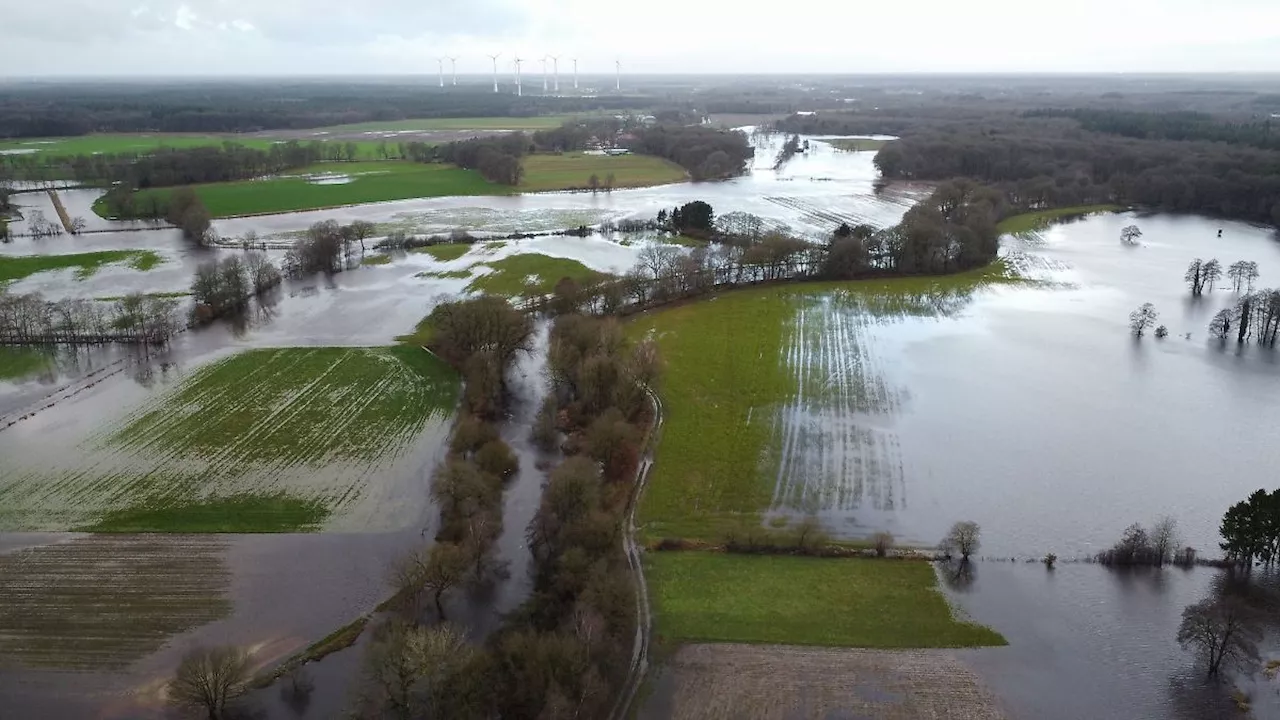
[520,153,688,192]
[0,250,163,285]
[996,205,1124,237]
[0,347,52,380]
[112,161,502,218]
[466,254,604,297]
[822,138,890,152]
[0,346,458,532]
[627,265,1014,541]
[646,552,1004,647]
[414,243,472,261]
[0,134,388,159]
[316,115,577,134]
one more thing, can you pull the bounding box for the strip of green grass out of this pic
[361,254,392,266]
[823,138,889,152]
[466,254,604,297]
[520,153,688,193]
[0,134,389,159]
[0,347,52,381]
[250,615,370,689]
[317,115,577,133]
[113,161,504,218]
[413,243,472,261]
[647,552,1004,647]
[78,494,329,533]
[0,250,163,285]
[996,205,1124,237]
[627,265,1014,541]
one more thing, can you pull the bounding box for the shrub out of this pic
[872,531,894,557]
[475,439,519,481]
[451,415,500,456]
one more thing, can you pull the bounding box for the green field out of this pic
[822,138,890,152]
[0,250,163,285]
[996,205,1124,237]
[627,265,1013,541]
[520,153,688,192]
[414,243,472,261]
[0,346,459,532]
[465,254,603,297]
[316,115,577,134]
[647,552,1004,647]
[0,134,388,159]
[0,348,52,381]
[110,161,502,218]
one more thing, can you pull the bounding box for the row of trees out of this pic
[432,134,529,186]
[1024,108,1280,153]
[0,290,181,345]
[281,219,377,277]
[1096,517,1191,567]
[190,253,282,324]
[1209,289,1280,346]
[2,141,327,187]
[626,125,753,180]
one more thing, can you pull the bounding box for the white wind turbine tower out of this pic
[513,57,524,96]
[487,53,501,93]
[549,55,560,93]
[540,57,549,93]
[436,58,445,87]
[448,57,458,86]
[572,58,579,90]
[615,59,621,91]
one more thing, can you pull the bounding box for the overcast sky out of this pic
[6,0,1280,76]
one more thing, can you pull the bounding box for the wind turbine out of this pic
[436,57,445,88]
[549,55,560,93]
[572,58,579,90]
[540,57,549,93]
[487,53,501,93]
[448,57,458,86]
[615,59,621,92]
[513,57,524,97]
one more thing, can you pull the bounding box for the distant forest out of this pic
[780,107,1280,227]
[0,83,651,137]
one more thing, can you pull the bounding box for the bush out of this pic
[451,415,500,456]
[1043,553,1058,569]
[531,396,559,451]
[872,531,894,557]
[475,439,519,481]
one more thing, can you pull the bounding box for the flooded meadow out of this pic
[5,128,1280,718]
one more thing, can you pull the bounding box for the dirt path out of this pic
[46,190,74,233]
[642,643,1010,720]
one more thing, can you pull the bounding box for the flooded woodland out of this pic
[4,130,1280,719]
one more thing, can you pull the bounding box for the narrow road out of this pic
[610,387,663,720]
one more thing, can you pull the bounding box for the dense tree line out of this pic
[626,125,753,180]
[422,296,533,418]
[432,134,528,186]
[0,290,181,345]
[1209,289,1280,346]
[280,220,374,277]
[1095,517,1191,567]
[1220,489,1280,570]
[1024,108,1280,152]
[0,83,650,138]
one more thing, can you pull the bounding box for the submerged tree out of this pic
[169,645,252,720]
[1129,303,1158,337]
[1177,597,1260,678]
[1227,261,1260,293]
[943,521,981,561]
[1209,308,1235,340]
[1121,225,1143,245]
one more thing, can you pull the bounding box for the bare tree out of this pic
[943,521,981,561]
[69,216,87,234]
[357,621,478,720]
[350,220,376,254]
[1210,308,1235,340]
[1120,225,1143,245]
[1203,259,1222,293]
[1227,261,1260,293]
[1177,597,1260,678]
[793,515,826,553]
[1151,516,1180,567]
[872,531,894,558]
[398,542,470,621]
[1129,303,1158,337]
[169,645,252,720]
[1185,259,1208,295]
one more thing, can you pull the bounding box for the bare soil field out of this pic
[641,643,1008,720]
[0,534,229,670]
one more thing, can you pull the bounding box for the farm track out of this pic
[0,534,230,670]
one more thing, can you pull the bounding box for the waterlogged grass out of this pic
[414,243,472,261]
[647,552,1004,648]
[114,346,456,465]
[417,269,472,281]
[120,161,503,218]
[0,347,52,380]
[466,253,604,297]
[520,153,688,192]
[0,250,163,285]
[361,254,392,266]
[823,138,889,152]
[79,494,328,533]
[996,205,1124,237]
[0,346,458,532]
[628,265,1013,541]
